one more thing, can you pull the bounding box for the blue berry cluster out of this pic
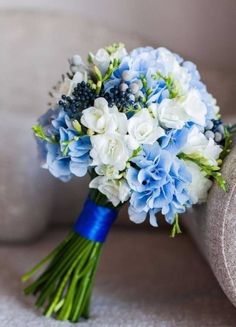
[204,119,225,144]
[59,82,97,119]
[101,85,136,111]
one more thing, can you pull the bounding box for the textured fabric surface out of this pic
[183,137,236,308]
[1,228,236,327]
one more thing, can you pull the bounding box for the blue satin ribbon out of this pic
[73,198,118,243]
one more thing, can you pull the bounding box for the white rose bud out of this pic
[127,109,164,147]
[89,176,130,207]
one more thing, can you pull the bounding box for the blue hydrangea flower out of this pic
[44,132,91,182]
[37,108,91,181]
[45,142,71,182]
[159,127,189,155]
[126,142,192,226]
[35,108,60,164]
[59,128,91,177]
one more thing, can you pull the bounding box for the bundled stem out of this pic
[22,232,102,322]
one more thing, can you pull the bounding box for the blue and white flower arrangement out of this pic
[22,44,234,322]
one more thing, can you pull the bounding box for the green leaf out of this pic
[129,146,142,160]
[152,72,179,99]
[32,125,56,143]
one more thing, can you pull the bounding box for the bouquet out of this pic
[22,44,234,322]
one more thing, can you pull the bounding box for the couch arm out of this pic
[183,138,236,307]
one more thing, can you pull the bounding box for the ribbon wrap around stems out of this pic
[73,198,118,243]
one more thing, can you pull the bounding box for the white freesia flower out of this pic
[127,109,164,146]
[89,176,130,207]
[90,48,110,75]
[95,165,121,180]
[81,98,127,134]
[183,89,207,126]
[157,47,191,95]
[110,46,127,61]
[182,126,222,165]
[90,133,133,171]
[51,72,86,102]
[90,45,127,75]
[157,89,207,129]
[207,93,220,119]
[185,160,212,204]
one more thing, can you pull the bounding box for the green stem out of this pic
[171,214,182,238]
[22,233,72,282]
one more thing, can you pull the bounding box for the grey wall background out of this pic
[1,0,235,116]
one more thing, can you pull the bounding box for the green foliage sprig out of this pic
[152,72,179,99]
[178,152,227,192]
[32,125,57,144]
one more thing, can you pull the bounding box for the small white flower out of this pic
[89,45,127,76]
[51,72,87,102]
[182,89,207,126]
[157,47,191,95]
[207,93,220,119]
[157,89,207,129]
[185,160,212,204]
[89,176,130,207]
[90,48,110,75]
[90,133,132,171]
[182,126,222,165]
[157,99,187,129]
[110,45,127,61]
[95,165,121,180]
[81,98,127,135]
[127,109,164,147]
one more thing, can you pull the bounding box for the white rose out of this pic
[81,98,127,134]
[127,109,164,147]
[89,176,130,207]
[90,133,132,171]
[185,160,212,204]
[157,98,187,129]
[157,89,207,129]
[182,126,222,165]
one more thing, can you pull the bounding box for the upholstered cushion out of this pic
[183,137,236,308]
[1,228,236,327]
